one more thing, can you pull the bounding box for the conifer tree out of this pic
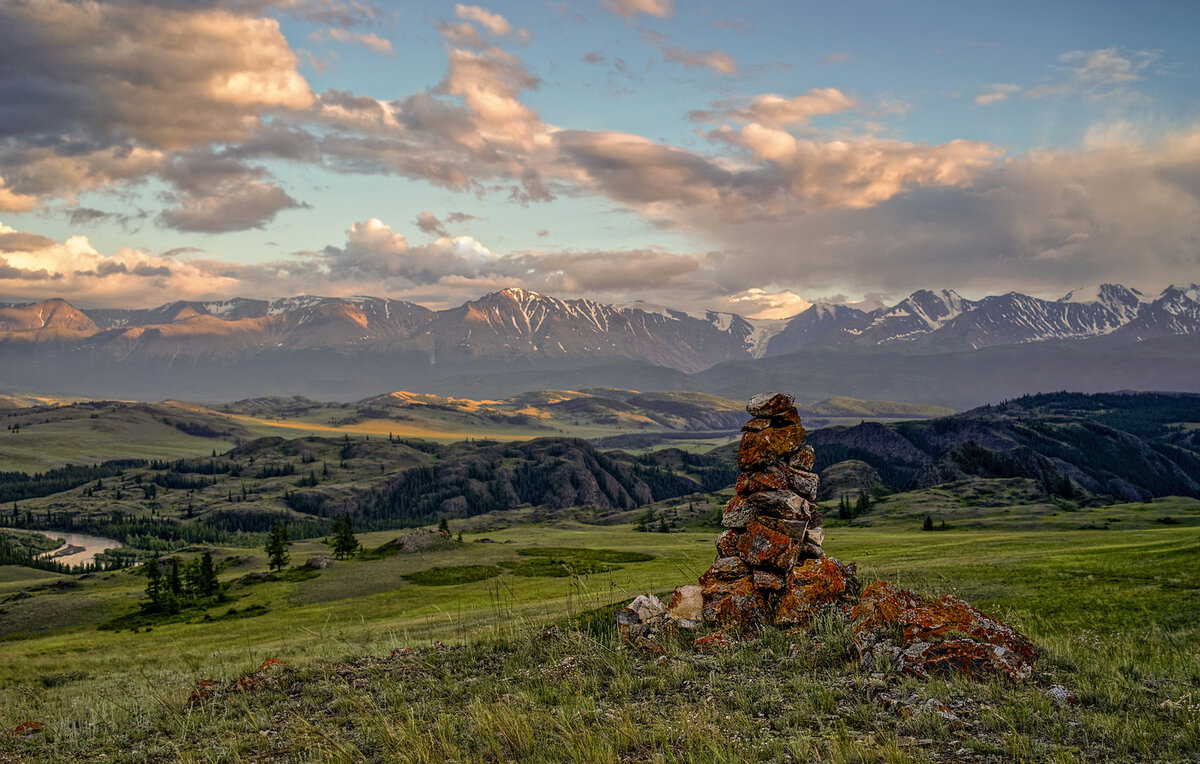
[266,523,290,571]
[198,552,218,596]
[331,516,359,559]
[144,557,162,606]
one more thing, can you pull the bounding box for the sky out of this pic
[0,0,1198,317]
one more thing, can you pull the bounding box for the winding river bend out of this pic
[2,529,123,567]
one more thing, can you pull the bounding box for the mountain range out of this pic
[0,283,1197,406]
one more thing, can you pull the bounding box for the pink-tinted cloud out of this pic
[603,0,673,20]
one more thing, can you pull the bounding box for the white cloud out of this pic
[454,4,512,36]
[603,0,673,20]
[975,83,1021,106]
[311,27,394,55]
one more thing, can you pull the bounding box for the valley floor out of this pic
[1,516,1198,762]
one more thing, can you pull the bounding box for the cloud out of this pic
[818,52,852,65]
[511,248,700,292]
[274,0,382,28]
[691,89,857,127]
[310,27,394,55]
[322,218,500,285]
[67,208,116,226]
[687,127,1200,298]
[0,221,242,305]
[643,30,740,75]
[0,231,56,252]
[454,4,511,36]
[1026,47,1159,99]
[416,210,478,237]
[0,0,314,223]
[557,126,1002,219]
[0,176,35,212]
[157,150,305,232]
[975,83,1021,106]
[603,0,673,20]
[725,288,811,319]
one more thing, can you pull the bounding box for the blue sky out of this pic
[0,0,1197,315]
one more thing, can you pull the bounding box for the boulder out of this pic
[774,557,861,628]
[736,519,796,569]
[851,581,1036,681]
[746,392,795,417]
[721,494,756,529]
[699,556,749,585]
[736,465,790,495]
[702,576,767,632]
[790,445,816,471]
[744,490,815,522]
[751,569,786,591]
[628,593,666,623]
[785,468,820,501]
[737,424,806,471]
[668,585,703,624]
[715,529,741,557]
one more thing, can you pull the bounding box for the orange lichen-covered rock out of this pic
[774,557,861,627]
[721,494,756,528]
[785,468,820,501]
[742,418,771,432]
[746,392,795,417]
[702,576,767,631]
[768,409,804,427]
[852,581,1037,681]
[693,631,732,652]
[715,528,741,557]
[790,445,816,471]
[736,519,795,569]
[744,490,813,521]
[900,639,1035,682]
[736,465,790,495]
[751,568,786,590]
[737,424,806,471]
[699,556,749,586]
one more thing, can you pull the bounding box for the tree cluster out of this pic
[143,552,221,614]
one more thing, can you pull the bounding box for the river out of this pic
[1,529,124,567]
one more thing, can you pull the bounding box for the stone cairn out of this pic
[669,391,860,633]
[619,391,1039,683]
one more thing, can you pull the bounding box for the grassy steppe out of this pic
[1,508,1198,762]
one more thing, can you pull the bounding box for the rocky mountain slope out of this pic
[806,391,1200,502]
[0,284,1197,402]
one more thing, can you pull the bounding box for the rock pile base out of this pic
[618,391,1038,683]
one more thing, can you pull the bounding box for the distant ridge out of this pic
[0,284,1197,403]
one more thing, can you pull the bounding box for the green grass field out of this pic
[0,506,1198,762]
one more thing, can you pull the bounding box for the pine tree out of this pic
[266,523,290,572]
[922,515,934,532]
[198,552,218,597]
[167,557,183,595]
[331,517,359,559]
[144,557,163,607]
[438,517,450,535]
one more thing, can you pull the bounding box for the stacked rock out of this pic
[675,391,859,632]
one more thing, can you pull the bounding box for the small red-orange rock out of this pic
[745,490,814,522]
[790,445,816,471]
[774,557,861,627]
[699,556,749,586]
[715,529,741,557]
[736,465,790,495]
[736,519,794,569]
[702,577,767,631]
[751,568,786,590]
[737,424,806,471]
[746,392,795,417]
